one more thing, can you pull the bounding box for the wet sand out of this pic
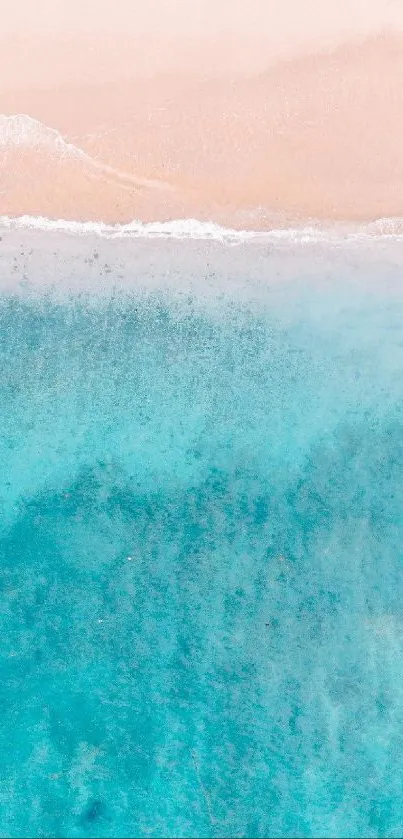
[1,33,403,228]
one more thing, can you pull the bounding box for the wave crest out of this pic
[2,213,403,244]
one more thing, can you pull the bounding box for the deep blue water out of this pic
[1,269,403,837]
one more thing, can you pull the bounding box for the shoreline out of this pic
[2,212,403,244]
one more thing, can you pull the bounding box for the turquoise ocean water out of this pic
[1,235,403,837]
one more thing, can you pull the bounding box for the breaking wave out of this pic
[1,213,403,245]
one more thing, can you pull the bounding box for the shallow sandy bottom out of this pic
[1,223,402,298]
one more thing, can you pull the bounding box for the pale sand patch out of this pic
[0,34,402,228]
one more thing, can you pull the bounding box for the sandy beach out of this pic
[1,30,403,229]
[3,5,403,837]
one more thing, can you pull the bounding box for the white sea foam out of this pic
[0,114,172,191]
[1,213,403,245]
[0,214,266,243]
[0,114,88,160]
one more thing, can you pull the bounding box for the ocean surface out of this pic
[1,223,403,837]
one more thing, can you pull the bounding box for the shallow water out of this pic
[1,242,403,837]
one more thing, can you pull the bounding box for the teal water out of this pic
[1,259,403,837]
